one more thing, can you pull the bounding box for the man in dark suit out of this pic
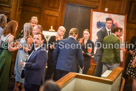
[21,33,48,91]
[53,28,84,80]
[102,27,121,73]
[95,18,113,77]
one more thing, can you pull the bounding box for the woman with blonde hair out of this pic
[0,20,18,91]
[46,26,66,81]
[14,23,33,91]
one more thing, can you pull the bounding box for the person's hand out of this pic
[78,38,83,44]
[131,60,136,68]
[122,48,126,52]
[87,53,92,57]
[27,38,33,45]
[21,62,25,67]
[129,50,134,55]
[50,45,55,49]
[13,42,17,47]
[17,43,23,49]
[82,51,84,54]
[80,66,84,70]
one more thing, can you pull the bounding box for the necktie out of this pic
[108,31,111,35]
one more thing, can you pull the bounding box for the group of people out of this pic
[94,18,124,76]
[94,17,136,91]
[0,15,94,91]
[0,13,136,91]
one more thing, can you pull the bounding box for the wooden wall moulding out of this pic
[45,10,59,16]
[0,0,11,7]
[100,0,127,14]
[0,9,10,19]
[45,0,61,11]
[67,0,99,3]
[0,7,10,13]
[128,1,136,23]
[66,0,99,8]
[0,0,8,2]
[22,6,41,13]
[41,14,58,30]
[18,10,40,31]
[127,23,136,29]
[126,28,136,43]
[23,0,43,8]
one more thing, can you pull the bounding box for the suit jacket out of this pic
[53,37,84,72]
[102,34,120,64]
[96,28,108,56]
[24,47,48,85]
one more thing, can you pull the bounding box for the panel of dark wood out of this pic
[41,14,58,31]
[18,0,43,31]
[128,1,136,23]
[126,28,136,43]
[67,0,99,8]
[18,10,39,32]
[0,0,9,3]
[23,0,42,8]
[0,0,10,7]
[100,0,127,14]
[45,0,61,11]
[63,3,91,38]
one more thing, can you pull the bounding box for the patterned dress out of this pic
[126,49,136,78]
[0,35,13,91]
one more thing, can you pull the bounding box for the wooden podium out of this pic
[56,67,123,91]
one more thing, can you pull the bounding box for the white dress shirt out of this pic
[106,27,111,35]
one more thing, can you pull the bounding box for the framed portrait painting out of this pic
[90,10,127,67]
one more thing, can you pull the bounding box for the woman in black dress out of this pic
[79,29,94,74]
[45,26,66,81]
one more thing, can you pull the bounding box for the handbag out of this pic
[21,69,25,78]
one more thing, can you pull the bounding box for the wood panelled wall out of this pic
[0,0,135,42]
[126,0,136,42]
[0,0,23,22]
[98,0,128,14]
[0,0,136,73]
[18,0,43,32]
[40,0,135,42]
[40,0,100,30]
